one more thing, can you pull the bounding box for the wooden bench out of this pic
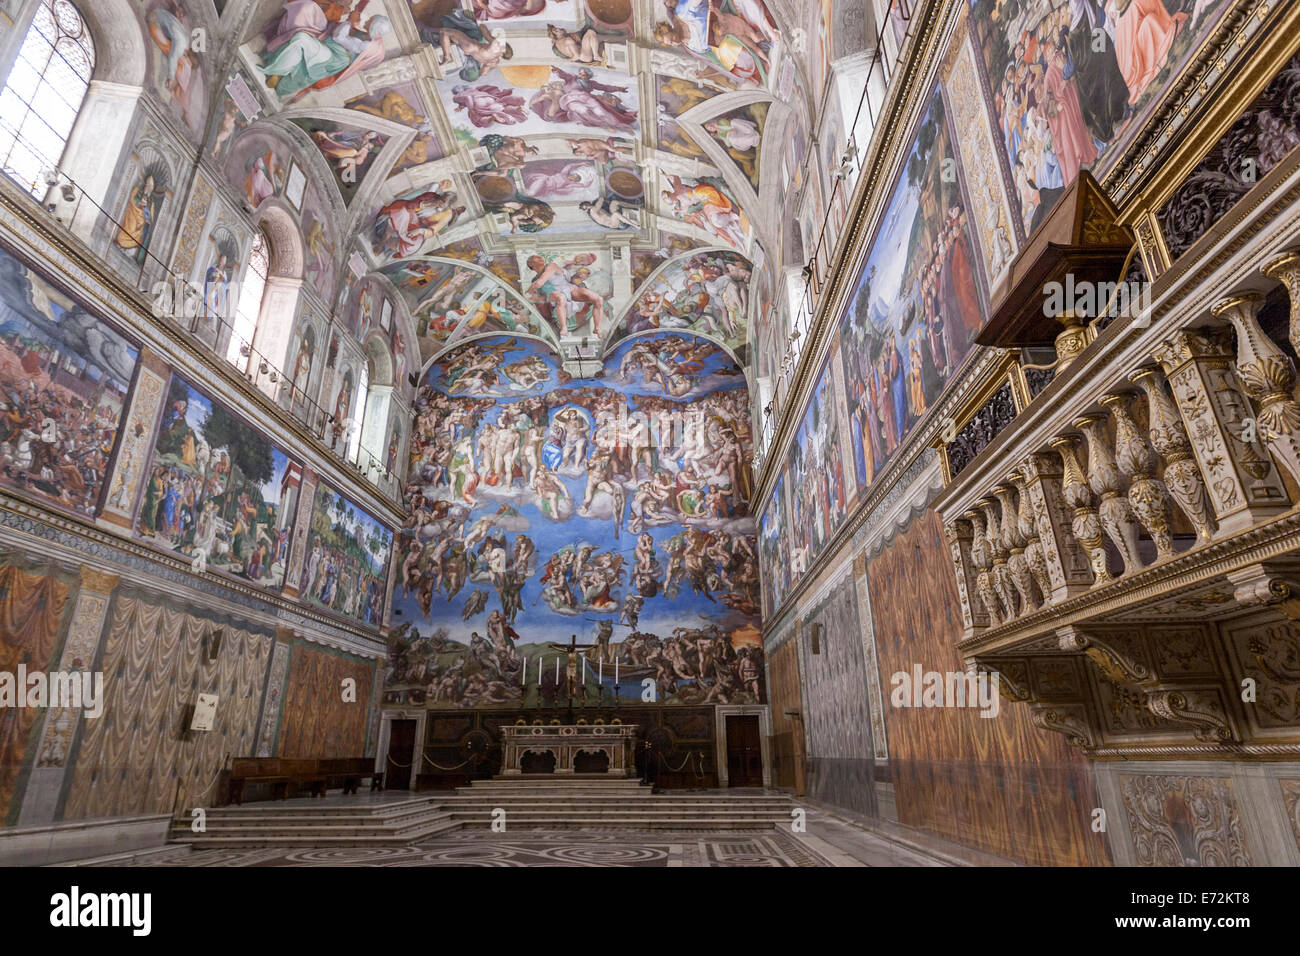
[320,758,385,795]
[227,757,382,805]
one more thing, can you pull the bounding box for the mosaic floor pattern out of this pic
[106,830,834,867]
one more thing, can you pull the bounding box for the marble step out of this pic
[173,821,464,848]
[209,797,438,817]
[456,816,785,830]
[176,821,456,840]
[174,809,454,831]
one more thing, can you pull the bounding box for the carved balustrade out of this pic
[935,250,1300,759]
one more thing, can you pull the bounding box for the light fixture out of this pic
[60,183,76,203]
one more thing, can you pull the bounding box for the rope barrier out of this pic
[422,753,474,772]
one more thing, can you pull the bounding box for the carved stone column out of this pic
[1129,365,1215,543]
[1100,392,1176,560]
[994,483,1038,612]
[1261,248,1300,358]
[1020,451,1095,599]
[1153,328,1289,532]
[946,519,988,633]
[1074,414,1144,575]
[1050,435,1111,586]
[965,509,1003,626]
[979,498,1019,619]
[1212,293,1300,486]
[1009,468,1052,603]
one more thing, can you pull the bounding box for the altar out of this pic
[500,724,639,776]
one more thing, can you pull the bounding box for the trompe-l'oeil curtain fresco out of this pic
[0,565,70,822]
[63,594,271,820]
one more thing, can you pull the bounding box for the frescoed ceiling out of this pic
[219,0,796,374]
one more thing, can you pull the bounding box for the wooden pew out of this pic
[227,757,382,804]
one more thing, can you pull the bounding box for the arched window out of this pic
[227,232,269,371]
[0,1,95,197]
[347,357,371,465]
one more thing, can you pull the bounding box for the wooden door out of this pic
[386,719,416,790]
[725,715,762,787]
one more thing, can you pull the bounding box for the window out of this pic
[347,358,370,465]
[0,1,95,197]
[227,233,268,371]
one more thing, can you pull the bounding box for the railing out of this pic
[761,0,917,454]
[0,114,406,502]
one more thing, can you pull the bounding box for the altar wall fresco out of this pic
[388,331,763,709]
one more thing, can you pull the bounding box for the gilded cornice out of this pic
[0,177,404,527]
[755,0,1286,511]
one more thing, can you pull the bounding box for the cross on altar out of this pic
[547,634,597,699]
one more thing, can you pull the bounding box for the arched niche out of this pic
[244,203,305,397]
[50,0,149,241]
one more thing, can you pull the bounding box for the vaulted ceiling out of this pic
[211,0,806,377]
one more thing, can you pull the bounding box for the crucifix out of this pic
[547,634,597,700]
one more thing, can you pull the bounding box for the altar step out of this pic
[169,796,460,848]
[444,781,794,830]
[167,786,796,848]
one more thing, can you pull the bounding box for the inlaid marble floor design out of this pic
[99,829,834,867]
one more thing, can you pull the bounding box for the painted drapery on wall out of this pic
[865,509,1108,866]
[389,331,763,709]
[0,244,139,519]
[0,565,71,824]
[62,593,272,821]
[276,639,376,758]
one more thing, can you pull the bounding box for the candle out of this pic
[599,659,603,682]
[537,654,542,682]
[555,656,560,683]
[615,658,619,685]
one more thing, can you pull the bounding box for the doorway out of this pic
[386,719,416,790]
[725,715,762,787]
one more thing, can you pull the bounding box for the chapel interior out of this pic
[0,0,1298,870]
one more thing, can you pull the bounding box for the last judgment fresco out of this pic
[387,331,764,709]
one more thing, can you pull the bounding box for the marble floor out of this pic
[80,803,951,868]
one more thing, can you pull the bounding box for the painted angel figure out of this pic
[654,0,777,85]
